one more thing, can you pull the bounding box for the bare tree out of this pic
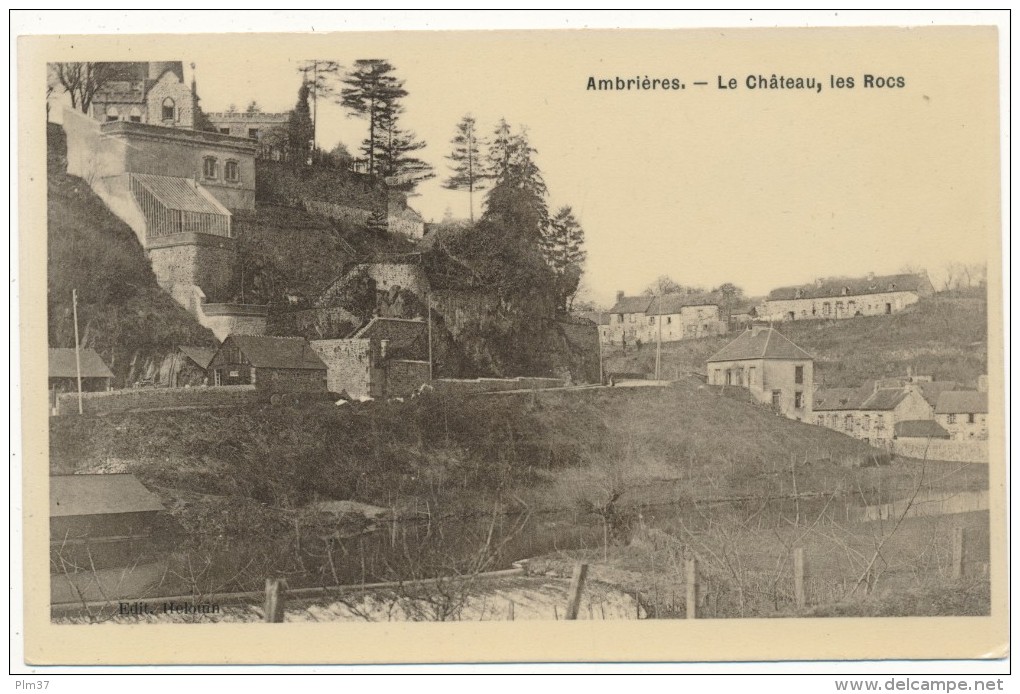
[51,62,114,114]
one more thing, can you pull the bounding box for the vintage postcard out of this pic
[17,20,1007,666]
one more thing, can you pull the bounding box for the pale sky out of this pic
[50,27,1001,307]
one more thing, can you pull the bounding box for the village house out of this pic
[812,381,935,446]
[935,388,989,441]
[706,326,814,420]
[310,317,430,400]
[604,291,725,345]
[208,335,327,393]
[89,62,195,129]
[760,271,935,322]
[49,348,114,411]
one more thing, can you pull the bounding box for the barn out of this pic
[208,334,327,393]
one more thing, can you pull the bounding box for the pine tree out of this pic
[543,206,587,312]
[374,100,434,188]
[340,60,407,176]
[286,81,314,163]
[483,120,549,242]
[443,115,486,222]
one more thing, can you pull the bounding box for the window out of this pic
[129,107,142,122]
[822,302,831,316]
[844,415,853,431]
[794,365,804,384]
[947,414,956,424]
[649,316,655,325]
[795,391,804,409]
[105,106,119,122]
[835,301,844,315]
[967,413,975,424]
[666,316,672,324]
[219,127,231,135]
[203,156,218,179]
[771,390,782,408]
[225,160,240,182]
[862,415,870,431]
[162,98,175,121]
[248,128,260,139]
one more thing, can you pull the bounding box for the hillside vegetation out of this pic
[605,293,988,388]
[47,124,216,385]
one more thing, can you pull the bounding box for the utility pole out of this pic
[72,289,84,415]
[655,294,662,381]
[427,293,434,381]
[597,320,604,385]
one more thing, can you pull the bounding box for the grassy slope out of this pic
[47,124,216,385]
[49,382,983,516]
[604,293,988,388]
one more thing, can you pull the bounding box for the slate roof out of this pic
[647,294,719,315]
[812,387,866,411]
[915,381,960,408]
[226,335,327,370]
[131,174,231,215]
[50,474,165,518]
[935,391,988,415]
[707,328,813,363]
[178,346,217,370]
[859,388,910,411]
[354,318,428,359]
[767,273,932,301]
[574,311,611,326]
[48,348,114,380]
[608,295,654,315]
[894,420,951,439]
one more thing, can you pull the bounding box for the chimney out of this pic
[616,290,625,303]
[867,271,876,281]
[814,277,824,288]
[978,375,988,393]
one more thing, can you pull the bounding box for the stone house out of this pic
[89,62,194,129]
[209,335,327,393]
[64,62,267,339]
[935,390,989,440]
[706,326,814,420]
[310,317,430,399]
[605,292,725,345]
[812,381,935,446]
[204,108,289,159]
[760,272,935,322]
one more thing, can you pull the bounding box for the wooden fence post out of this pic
[951,527,966,579]
[565,563,589,620]
[686,558,698,619]
[264,578,286,623]
[793,548,809,609]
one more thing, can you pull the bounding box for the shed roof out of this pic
[707,328,812,363]
[935,390,988,415]
[894,420,951,439]
[354,318,427,358]
[131,174,231,215]
[50,474,165,518]
[48,348,114,380]
[767,273,932,301]
[178,346,217,370]
[225,335,327,370]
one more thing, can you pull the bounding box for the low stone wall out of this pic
[303,199,372,226]
[56,385,258,415]
[386,360,430,398]
[432,377,565,396]
[891,438,989,463]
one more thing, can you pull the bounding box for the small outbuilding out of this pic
[893,419,951,440]
[209,334,327,393]
[50,474,165,544]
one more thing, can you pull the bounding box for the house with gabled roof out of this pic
[208,335,327,393]
[706,326,813,420]
[935,388,989,440]
[605,291,724,345]
[760,271,935,322]
[813,380,934,445]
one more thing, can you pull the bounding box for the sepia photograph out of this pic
[15,14,1007,668]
